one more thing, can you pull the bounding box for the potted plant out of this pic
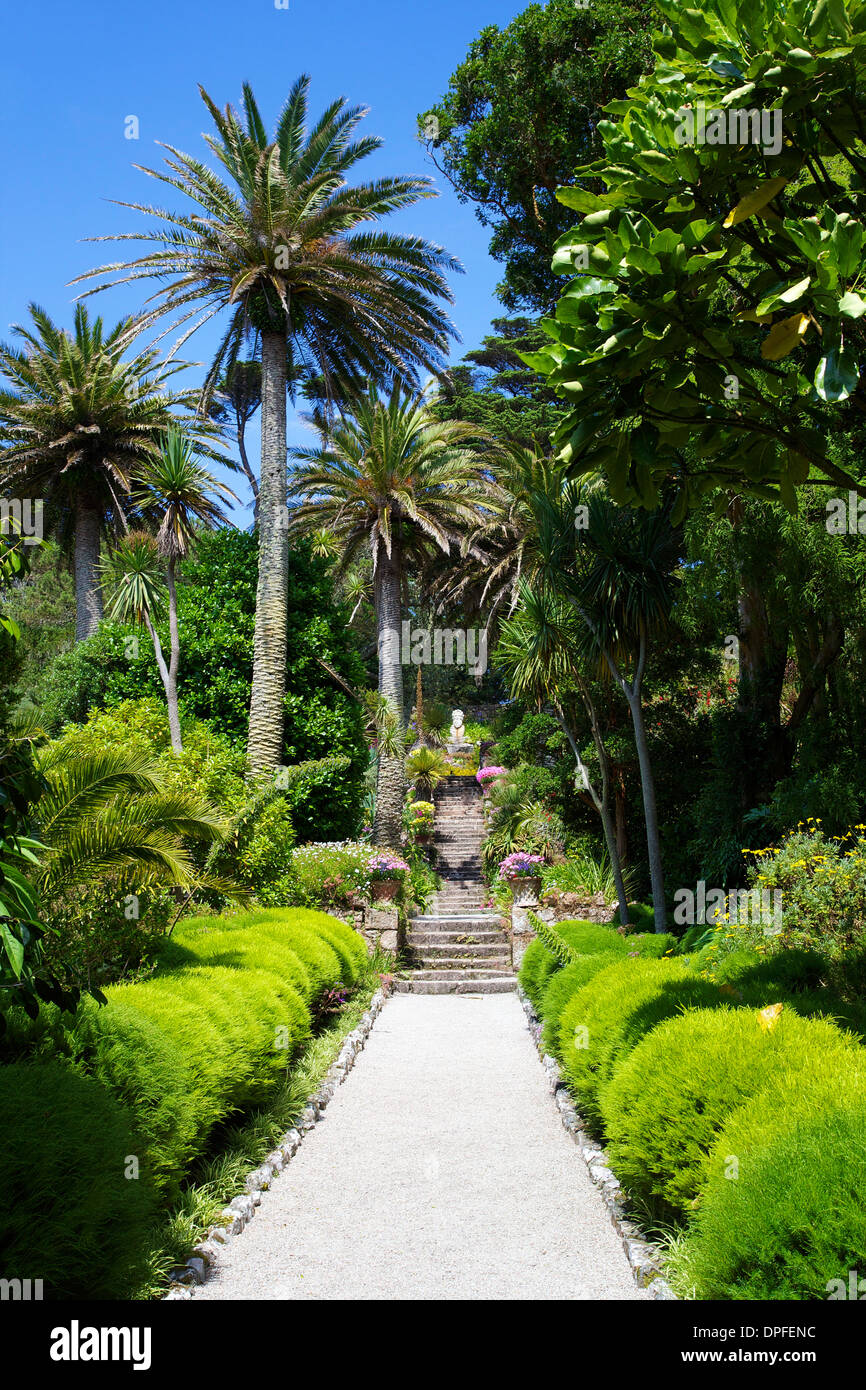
[408,800,435,844]
[368,852,410,902]
[499,851,545,906]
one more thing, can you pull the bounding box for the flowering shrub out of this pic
[476,765,507,790]
[498,851,545,879]
[407,800,435,833]
[285,841,373,909]
[690,821,866,1005]
[368,853,410,882]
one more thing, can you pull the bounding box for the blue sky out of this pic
[1,0,530,519]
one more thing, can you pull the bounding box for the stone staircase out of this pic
[396,775,515,995]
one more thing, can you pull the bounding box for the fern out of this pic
[527,911,580,966]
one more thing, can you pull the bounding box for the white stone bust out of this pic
[449,708,466,741]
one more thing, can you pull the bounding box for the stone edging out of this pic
[163,988,388,1299]
[517,987,676,1301]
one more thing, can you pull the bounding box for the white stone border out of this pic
[517,986,676,1300]
[163,989,388,1299]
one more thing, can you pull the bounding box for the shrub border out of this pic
[517,985,676,1301]
[164,987,388,1298]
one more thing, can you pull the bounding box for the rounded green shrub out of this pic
[558,958,721,1129]
[558,920,630,955]
[704,1059,866,1194]
[167,922,314,1001]
[675,1100,866,1299]
[74,997,199,1199]
[519,920,629,1009]
[625,903,655,932]
[518,937,557,1008]
[0,1061,157,1299]
[602,1006,861,1220]
[539,953,621,1059]
[625,932,677,959]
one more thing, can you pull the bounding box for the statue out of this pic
[449,708,466,742]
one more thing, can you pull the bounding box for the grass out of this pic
[133,949,389,1298]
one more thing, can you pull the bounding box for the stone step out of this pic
[394,975,517,995]
[412,957,511,971]
[408,934,507,949]
[409,941,510,958]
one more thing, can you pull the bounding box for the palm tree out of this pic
[288,382,496,846]
[75,78,461,774]
[29,742,245,922]
[102,432,236,753]
[0,305,205,642]
[431,439,566,636]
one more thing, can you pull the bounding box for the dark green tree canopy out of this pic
[430,318,564,446]
[422,0,655,312]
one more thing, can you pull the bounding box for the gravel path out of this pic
[195,993,647,1300]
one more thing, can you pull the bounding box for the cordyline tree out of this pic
[75,78,459,776]
[527,0,866,513]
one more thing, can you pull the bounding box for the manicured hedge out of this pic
[519,920,630,1008]
[0,908,369,1295]
[678,1100,866,1299]
[601,1007,861,1220]
[539,953,622,1059]
[557,958,720,1129]
[0,1061,158,1299]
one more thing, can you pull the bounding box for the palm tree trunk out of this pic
[247,327,288,775]
[73,501,103,641]
[165,560,183,755]
[373,546,405,847]
[142,611,182,754]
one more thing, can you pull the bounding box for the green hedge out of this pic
[0,908,369,1294]
[519,920,629,1009]
[602,1007,861,1220]
[677,1100,866,1299]
[0,1061,158,1299]
[557,958,720,1130]
[539,953,622,1059]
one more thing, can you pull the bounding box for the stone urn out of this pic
[507,875,542,907]
[371,878,400,903]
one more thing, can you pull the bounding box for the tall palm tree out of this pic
[0,305,203,641]
[102,431,236,753]
[288,382,496,846]
[75,78,461,774]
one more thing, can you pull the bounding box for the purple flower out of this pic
[476,765,507,786]
[498,851,544,878]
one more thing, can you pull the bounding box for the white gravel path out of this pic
[196,992,647,1300]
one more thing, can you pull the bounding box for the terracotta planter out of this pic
[507,874,542,907]
[414,830,434,845]
[371,878,401,903]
